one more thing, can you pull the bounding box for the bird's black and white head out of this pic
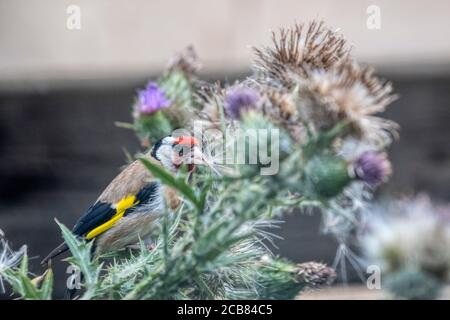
[150,135,203,172]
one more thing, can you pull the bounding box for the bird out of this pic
[41,135,203,265]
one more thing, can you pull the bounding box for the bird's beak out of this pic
[191,146,206,165]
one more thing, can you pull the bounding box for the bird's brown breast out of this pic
[164,186,181,210]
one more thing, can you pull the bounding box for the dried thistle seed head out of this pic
[195,82,226,123]
[250,21,397,147]
[296,262,336,287]
[300,59,399,146]
[167,45,200,77]
[246,86,307,143]
[260,88,297,121]
[253,21,350,88]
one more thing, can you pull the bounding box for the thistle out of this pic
[295,261,336,287]
[224,87,259,119]
[362,195,450,299]
[353,151,391,186]
[303,154,351,198]
[255,257,336,299]
[303,61,398,146]
[136,82,171,114]
[253,21,349,87]
[132,82,173,145]
[167,45,200,77]
[0,234,27,293]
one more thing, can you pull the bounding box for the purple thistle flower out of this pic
[137,82,171,114]
[353,151,391,186]
[224,87,259,119]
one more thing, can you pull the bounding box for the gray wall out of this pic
[2,0,450,87]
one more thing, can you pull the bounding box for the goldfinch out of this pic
[42,135,202,264]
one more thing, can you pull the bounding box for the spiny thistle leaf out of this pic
[56,220,100,299]
[38,269,53,300]
[139,157,201,210]
[2,254,54,300]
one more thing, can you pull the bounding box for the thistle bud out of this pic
[296,262,336,287]
[134,111,172,146]
[353,151,391,186]
[304,154,351,198]
[224,87,259,119]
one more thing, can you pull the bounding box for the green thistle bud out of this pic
[135,111,172,145]
[303,154,351,198]
[161,70,192,106]
[230,111,293,177]
[240,111,292,159]
[256,256,335,299]
[159,70,194,127]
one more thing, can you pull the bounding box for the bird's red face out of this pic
[152,135,203,172]
[172,136,200,172]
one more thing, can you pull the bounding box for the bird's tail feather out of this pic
[41,242,69,265]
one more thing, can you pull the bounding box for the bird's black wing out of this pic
[73,182,159,234]
[72,202,116,236]
[41,202,116,265]
[125,182,159,216]
[41,182,159,265]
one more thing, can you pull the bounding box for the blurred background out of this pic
[1,0,449,298]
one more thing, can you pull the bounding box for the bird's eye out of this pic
[178,149,184,157]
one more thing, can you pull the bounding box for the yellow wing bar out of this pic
[85,195,138,240]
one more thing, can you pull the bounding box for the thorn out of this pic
[31,269,50,288]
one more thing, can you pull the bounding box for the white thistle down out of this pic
[362,195,450,281]
[0,232,27,292]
